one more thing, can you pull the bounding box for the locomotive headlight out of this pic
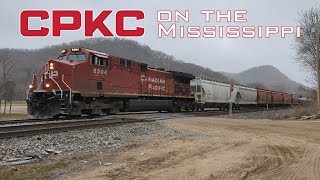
[45,83,50,88]
[49,63,54,70]
[71,48,80,52]
[29,84,33,89]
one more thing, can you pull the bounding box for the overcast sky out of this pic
[0,0,318,86]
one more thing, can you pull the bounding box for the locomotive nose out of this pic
[27,93,61,118]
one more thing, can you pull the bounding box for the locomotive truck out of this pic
[27,48,300,118]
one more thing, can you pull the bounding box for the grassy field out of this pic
[0,113,27,119]
[0,154,92,180]
[1,101,27,106]
[0,101,28,115]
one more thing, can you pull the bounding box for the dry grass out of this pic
[287,104,318,118]
[0,160,69,180]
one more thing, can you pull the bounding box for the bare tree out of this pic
[3,81,16,114]
[0,49,15,114]
[294,8,320,80]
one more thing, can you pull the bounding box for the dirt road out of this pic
[60,117,320,180]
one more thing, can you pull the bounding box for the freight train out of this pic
[191,78,299,110]
[26,48,299,118]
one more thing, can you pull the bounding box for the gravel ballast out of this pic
[0,121,206,163]
[0,108,303,164]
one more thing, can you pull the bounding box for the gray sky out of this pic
[0,0,318,85]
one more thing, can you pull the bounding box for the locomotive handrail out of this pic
[62,74,72,104]
[49,72,63,99]
[38,76,43,90]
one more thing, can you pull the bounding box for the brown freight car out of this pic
[257,89,272,106]
[291,94,299,105]
[271,91,283,105]
[283,93,292,105]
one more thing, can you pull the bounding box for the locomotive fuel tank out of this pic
[125,99,174,111]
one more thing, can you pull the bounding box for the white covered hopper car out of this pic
[190,77,257,110]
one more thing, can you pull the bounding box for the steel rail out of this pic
[0,118,147,139]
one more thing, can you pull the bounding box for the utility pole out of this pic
[229,84,234,115]
[229,98,232,115]
[316,15,320,112]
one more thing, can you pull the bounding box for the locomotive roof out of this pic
[83,48,110,57]
[73,48,180,75]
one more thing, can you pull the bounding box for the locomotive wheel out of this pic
[52,114,62,119]
[67,115,81,119]
[172,107,177,113]
[185,106,189,112]
[109,107,120,115]
[177,107,182,112]
[89,114,100,118]
[169,107,177,113]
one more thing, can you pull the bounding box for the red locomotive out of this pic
[27,48,195,118]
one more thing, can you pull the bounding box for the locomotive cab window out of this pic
[57,55,68,60]
[68,54,87,61]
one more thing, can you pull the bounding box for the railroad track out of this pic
[0,117,148,139]
[0,107,288,138]
[0,107,284,125]
[0,111,161,126]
